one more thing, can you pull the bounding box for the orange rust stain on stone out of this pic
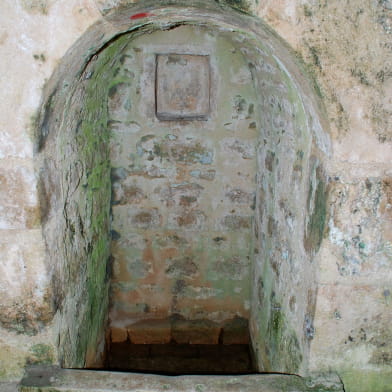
[142,243,155,263]
[159,247,178,260]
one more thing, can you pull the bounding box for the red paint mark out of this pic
[130,12,154,20]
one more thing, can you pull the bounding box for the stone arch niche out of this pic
[35,0,331,375]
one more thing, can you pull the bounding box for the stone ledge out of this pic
[19,366,344,392]
[0,382,18,392]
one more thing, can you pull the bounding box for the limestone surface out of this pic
[19,366,344,392]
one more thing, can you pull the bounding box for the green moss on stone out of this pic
[28,344,54,365]
[293,50,324,99]
[267,300,302,373]
[216,0,252,14]
[70,34,141,366]
[283,333,302,373]
[305,169,327,253]
[253,261,303,373]
[53,34,132,367]
[270,303,283,337]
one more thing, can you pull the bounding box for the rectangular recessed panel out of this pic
[156,54,210,120]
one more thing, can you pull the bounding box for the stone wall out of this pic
[107,25,257,344]
[254,0,392,389]
[0,1,391,391]
[0,0,102,379]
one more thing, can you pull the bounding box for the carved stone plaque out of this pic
[156,54,210,120]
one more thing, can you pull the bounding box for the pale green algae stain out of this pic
[340,370,392,392]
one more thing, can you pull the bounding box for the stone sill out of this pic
[19,365,344,392]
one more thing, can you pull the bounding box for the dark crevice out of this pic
[337,373,347,392]
[102,343,256,375]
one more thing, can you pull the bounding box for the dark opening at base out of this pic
[105,343,256,375]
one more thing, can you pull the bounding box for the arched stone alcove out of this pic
[35,0,330,376]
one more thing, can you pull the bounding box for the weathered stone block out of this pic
[189,169,216,181]
[112,182,145,205]
[310,283,392,371]
[130,208,162,229]
[0,165,40,229]
[221,138,255,160]
[165,256,199,279]
[151,139,214,165]
[326,177,392,278]
[221,317,250,345]
[156,54,210,120]
[168,210,206,230]
[127,319,171,344]
[0,229,51,335]
[110,327,128,343]
[108,82,132,121]
[225,188,254,205]
[222,215,252,230]
[171,318,221,344]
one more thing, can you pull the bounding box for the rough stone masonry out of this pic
[0,1,391,392]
